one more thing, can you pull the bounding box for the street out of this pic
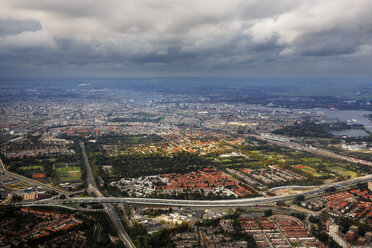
[79,141,135,248]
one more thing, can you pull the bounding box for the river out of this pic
[247,105,372,133]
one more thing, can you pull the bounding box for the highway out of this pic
[5,142,369,209]
[50,174,372,207]
[80,141,100,195]
[79,141,135,248]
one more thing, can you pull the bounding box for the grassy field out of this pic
[18,165,44,171]
[55,163,82,183]
[301,157,323,163]
[240,149,335,179]
[244,146,366,181]
[5,181,30,190]
[330,166,358,178]
[293,165,323,177]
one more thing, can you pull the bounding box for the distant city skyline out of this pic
[1,0,372,78]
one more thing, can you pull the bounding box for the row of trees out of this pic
[96,134,163,145]
[95,151,210,178]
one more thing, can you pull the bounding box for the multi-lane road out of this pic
[3,140,371,210]
[80,141,101,195]
[49,173,372,207]
[79,142,135,248]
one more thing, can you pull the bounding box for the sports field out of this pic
[293,165,323,177]
[55,163,82,183]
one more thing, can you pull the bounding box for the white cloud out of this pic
[0,30,55,51]
[248,0,372,55]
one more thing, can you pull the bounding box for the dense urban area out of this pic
[0,81,372,248]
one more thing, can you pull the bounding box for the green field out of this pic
[289,151,305,156]
[301,157,323,163]
[19,165,44,171]
[5,181,30,190]
[55,163,82,183]
[293,165,323,177]
[240,144,366,181]
[249,151,259,154]
[330,166,358,178]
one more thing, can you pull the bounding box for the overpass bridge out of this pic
[34,174,372,208]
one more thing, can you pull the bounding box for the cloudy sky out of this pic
[1,0,372,78]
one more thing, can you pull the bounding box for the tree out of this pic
[325,186,336,193]
[293,194,305,205]
[291,212,306,221]
[277,201,287,207]
[309,216,320,224]
[10,195,22,203]
[264,209,273,217]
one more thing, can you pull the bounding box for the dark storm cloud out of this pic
[1,0,372,77]
[297,32,362,57]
